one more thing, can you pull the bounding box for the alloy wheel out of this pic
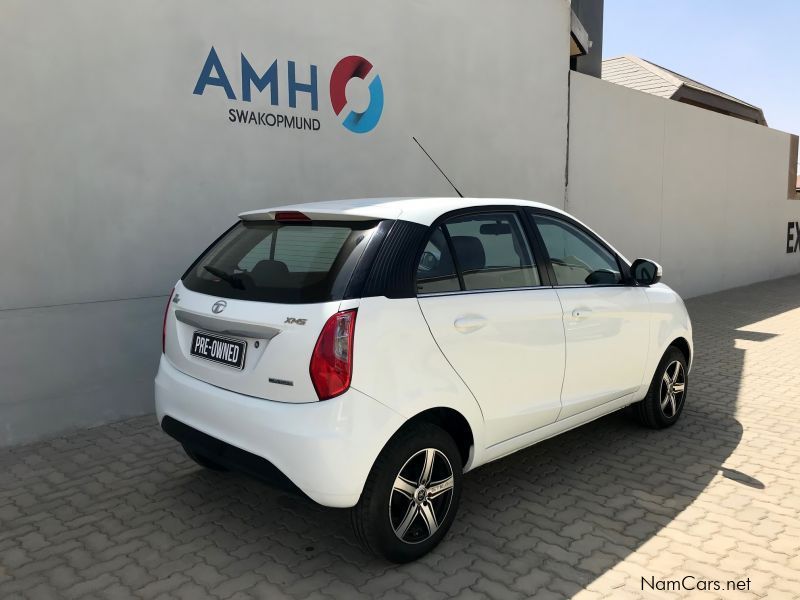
[389,448,455,544]
[660,360,686,418]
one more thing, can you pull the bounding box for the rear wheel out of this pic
[631,346,688,429]
[352,423,462,563]
[183,445,228,471]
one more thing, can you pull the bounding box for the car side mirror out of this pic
[631,258,662,286]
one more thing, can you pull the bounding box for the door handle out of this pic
[571,308,592,320]
[453,315,487,334]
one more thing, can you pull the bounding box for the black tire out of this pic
[183,445,228,471]
[351,423,462,563]
[631,346,689,429]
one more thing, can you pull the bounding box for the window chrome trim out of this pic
[549,283,628,290]
[416,281,631,298]
[417,285,551,298]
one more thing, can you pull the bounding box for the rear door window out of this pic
[183,220,380,303]
[444,212,540,291]
[415,212,541,294]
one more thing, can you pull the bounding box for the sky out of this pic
[602,0,799,155]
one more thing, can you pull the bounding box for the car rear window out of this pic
[182,220,381,303]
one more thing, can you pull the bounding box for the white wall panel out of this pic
[0,0,570,311]
[568,73,800,298]
[0,0,571,444]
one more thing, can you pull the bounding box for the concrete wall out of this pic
[4,1,797,447]
[0,0,572,445]
[567,72,800,299]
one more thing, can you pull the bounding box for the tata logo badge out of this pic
[211,300,227,314]
[285,317,307,325]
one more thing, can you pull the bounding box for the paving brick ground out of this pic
[2,275,800,599]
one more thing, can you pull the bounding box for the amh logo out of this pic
[192,48,384,134]
[330,56,384,134]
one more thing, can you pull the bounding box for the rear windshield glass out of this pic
[182,220,381,303]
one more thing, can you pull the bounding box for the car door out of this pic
[529,211,650,420]
[416,209,566,446]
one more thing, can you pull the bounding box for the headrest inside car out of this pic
[450,236,486,272]
[251,259,290,283]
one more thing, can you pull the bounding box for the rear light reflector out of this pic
[309,309,357,400]
[162,288,174,353]
[274,211,311,222]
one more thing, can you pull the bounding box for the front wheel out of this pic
[352,423,462,563]
[631,346,688,429]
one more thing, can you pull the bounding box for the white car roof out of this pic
[239,197,631,265]
[239,197,569,227]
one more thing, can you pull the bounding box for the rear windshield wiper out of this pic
[203,266,245,290]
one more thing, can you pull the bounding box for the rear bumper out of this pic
[154,356,405,507]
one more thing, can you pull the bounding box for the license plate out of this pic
[190,331,247,370]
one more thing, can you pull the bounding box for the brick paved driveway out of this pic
[2,275,799,599]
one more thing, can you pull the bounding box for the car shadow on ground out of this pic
[158,276,799,597]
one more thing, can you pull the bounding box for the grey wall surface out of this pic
[0,298,164,445]
[567,73,800,298]
[0,0,572,445]
[3,1,797,447]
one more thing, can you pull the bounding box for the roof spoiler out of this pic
[238,208,395,222]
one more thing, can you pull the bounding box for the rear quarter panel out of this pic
[349,297,487,469]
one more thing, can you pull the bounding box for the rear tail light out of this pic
[274,211,311,222]
[162,288,174,353]
[309,309,357,400]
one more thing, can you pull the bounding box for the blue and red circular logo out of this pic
[330,56,384,134]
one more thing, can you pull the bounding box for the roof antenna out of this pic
[412,136,463,198]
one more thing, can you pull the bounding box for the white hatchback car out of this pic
[156,197,692,562]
